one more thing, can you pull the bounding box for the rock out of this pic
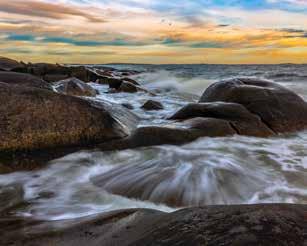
[99,117,236,151]
[122,103,134,110]
[141,100,164,110]
[0,204,306,246]
[0,57,24,71]
[199,78,307,133]
[122,77,140,86]
[0,82,138,153]
[0,184,24,212]
[169,102,274,137]
[43,74,70,82]
[98,76,123,89]
[119,81,138,93]
[54,77,97,97]
[13,62,102,83]
[0,71,52,90]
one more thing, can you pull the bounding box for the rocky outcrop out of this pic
[0,57,24,71]
[0,204,305,246]
[98,79,307,151]
[0,71,52,90]
[0,82,138,153]
[54,77,97,97]
[199,78,307,133]
[13,63,103,83]
[141,100,164,110]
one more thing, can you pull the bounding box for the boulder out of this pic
[54,77,97,97]
[0,82,138,152]
[0,71,52,90]
[199,78,307,133]
[141,100,164,110]
[0,57,24,71]
[169,102,274,137]
[0,204,306,246]
[119,81,138,93]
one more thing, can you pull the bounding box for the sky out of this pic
[0,0,307,64]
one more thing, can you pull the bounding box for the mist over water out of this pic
[1,64,307,220]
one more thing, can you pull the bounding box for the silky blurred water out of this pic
[0,64,306,220]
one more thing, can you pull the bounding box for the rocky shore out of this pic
[0,56,307,245]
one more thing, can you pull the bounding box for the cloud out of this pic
[0,0,106,22]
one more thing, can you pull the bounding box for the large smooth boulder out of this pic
[0,82,138,152]
[54,77,97,97]
[169,102,274,137]
[199,78,307,133]
[0,71,52,90]
[0,57,24,71]
[0,204,305,245]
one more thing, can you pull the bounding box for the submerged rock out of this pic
[0,204,305,246]
[141,100,164,110]
[0,71,52,90]
[54,77,97,97]
[0,82,138,153]
[199,78,307,133]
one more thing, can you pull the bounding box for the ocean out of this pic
[1,64,306,221]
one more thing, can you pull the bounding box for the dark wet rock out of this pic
[119,81,138,93]
[99,117,236,151]
[99,76,123,89]
[0,71,52,90]
[0,57,25,71]
[141,100,164,110]
[0,184,24,212]
[199,78,307,133]
[54,77,97,97]
[0,82,138,153]
[122,103,134,110]
[0,204,306,246]
[169,102,275,137]
[122,77,140,86]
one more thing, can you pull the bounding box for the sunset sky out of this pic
[1,0,307,64]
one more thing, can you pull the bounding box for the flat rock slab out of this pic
[0,204,305,246]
